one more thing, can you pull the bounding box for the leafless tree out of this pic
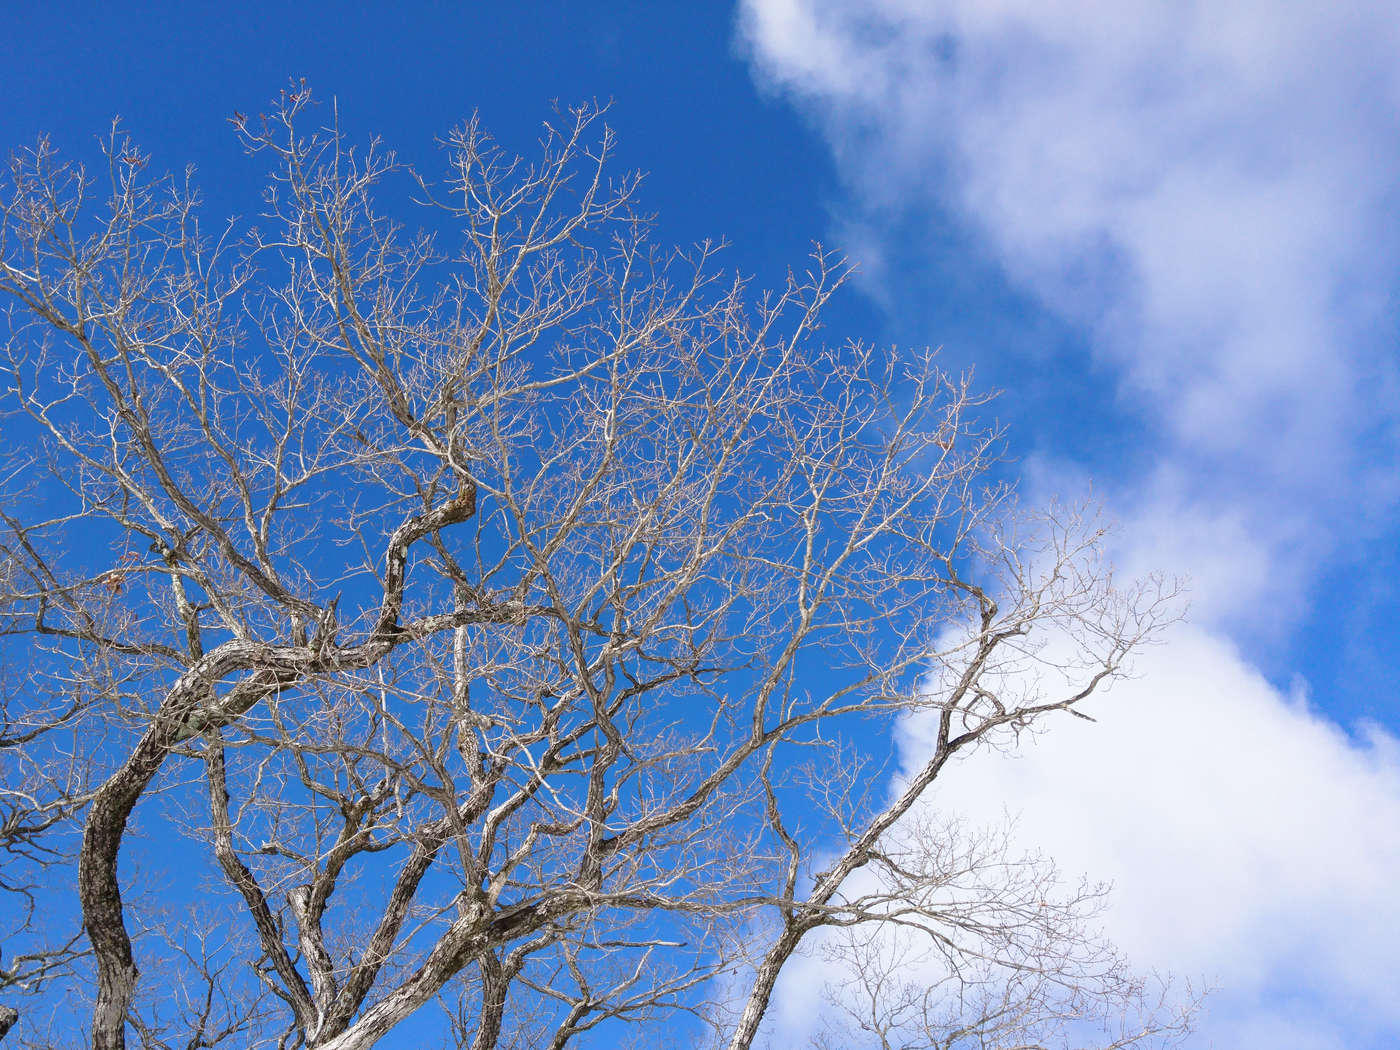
[799,815,1197,1050]
[0,86,1185,1050]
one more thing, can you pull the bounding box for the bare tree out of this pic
[796,814,1196,1050]
[0,86,1184,1050]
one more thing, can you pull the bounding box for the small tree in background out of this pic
[0,87,1187,1050]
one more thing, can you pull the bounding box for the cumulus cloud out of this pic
[738,2,1400,1046]
[756,625,1400,1049]
[901,623,1400,1047]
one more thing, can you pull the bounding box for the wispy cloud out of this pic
[739,1,1400,1044]
[739,0,1400,628]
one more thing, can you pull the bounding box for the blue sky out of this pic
[5,3,1399,1047]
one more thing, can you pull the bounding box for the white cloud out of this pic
[759,626,1400,1049]
[900,623,1400,1046]
[739,3,1400,1046]
[739,0,1400,621]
